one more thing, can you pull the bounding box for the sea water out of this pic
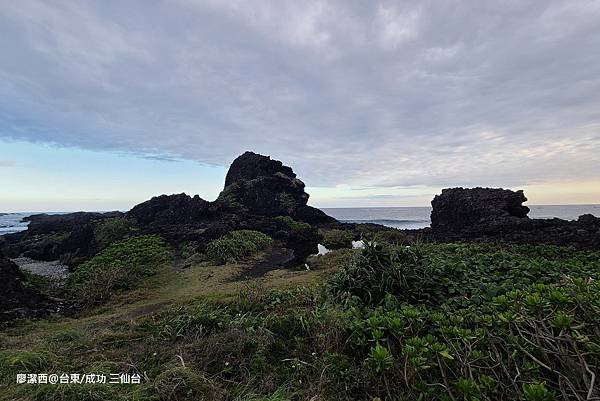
[1,205,599,235]
[321,204,600,230]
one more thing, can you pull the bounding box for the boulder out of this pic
[431,187,530,230]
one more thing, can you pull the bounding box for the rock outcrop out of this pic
[1,212,122,264]
[0,250,55,322]
[129,194,210,227]
[22,212,122,235]
[1,152,336,270]
[431,187,530,230]
[425,187,600,249]
[215,151,335,224]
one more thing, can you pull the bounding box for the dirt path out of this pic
[234,247,295,280]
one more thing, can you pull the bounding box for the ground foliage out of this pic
[66,235,171,305]
[1,241,599,401]
[205,230,273,264]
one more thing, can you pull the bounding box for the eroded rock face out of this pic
[431,187,530,230]
[128,193,209,226]
[0,250,54,322]
[426,187,600,249]
[215,151,335,224]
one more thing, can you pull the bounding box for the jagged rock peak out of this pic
[217,151,334,224]
[431,187,530,230]
[224,151,299,189]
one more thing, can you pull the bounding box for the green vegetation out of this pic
[94,217,134,249]
[320,229,353,249]
[1,239,599,400]
[329,242,600,306]
[22,270,52,293]
[66,235,170,305]
[353,225,415,244]
[205,230,273,264]
[275,216,311,231]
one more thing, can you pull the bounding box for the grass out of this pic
[66,235,171,306]
[205,230,273,264]
[1,240,599,401]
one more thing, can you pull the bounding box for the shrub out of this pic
[66,235,170,305]
[274,216,311,231]
[329,241,600,307]
[205,230,273,264]
[320,229,353,250]
[328,241,429,304]
[94,217,133,249]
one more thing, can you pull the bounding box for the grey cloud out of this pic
[1,0,599,188]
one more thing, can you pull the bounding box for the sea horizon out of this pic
[2,203,599,235]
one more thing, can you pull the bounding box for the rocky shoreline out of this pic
[1,151,599,321]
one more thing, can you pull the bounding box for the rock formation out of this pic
[431,187,530,230]
[215,151,335,224]
[1,152,336,268]
[0,250,55,322]
[426,187,600,249]
[129,194,210,228]
[1,212,122,265]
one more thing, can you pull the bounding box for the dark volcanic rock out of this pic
[431,187,530,230]
[1,212,123,264]
[425,187,600,249]
[24,211,123,235]
[128,193,209,226]
[0,250,55,322]
[3,151,337,271]
[215,151,335,224]
[224,151,296,188]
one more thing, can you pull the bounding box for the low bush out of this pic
[94,217,134,249]
[274,216,311,231]
[329,241,600,307]
[320,229,353,249]
[143,265,600,400]
[205,230,273,264]
[66,235,170,305]
[353,224,416,244]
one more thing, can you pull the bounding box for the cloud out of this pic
[1,0,599,189]
[0,160,15,167]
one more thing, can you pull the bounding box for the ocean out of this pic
[321,205,600,229]
[0,212,35,235]
[1,205,599,235]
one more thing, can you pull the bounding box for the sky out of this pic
[1,1,600,212]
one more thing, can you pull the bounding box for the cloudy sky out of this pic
[1,1,600,211]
